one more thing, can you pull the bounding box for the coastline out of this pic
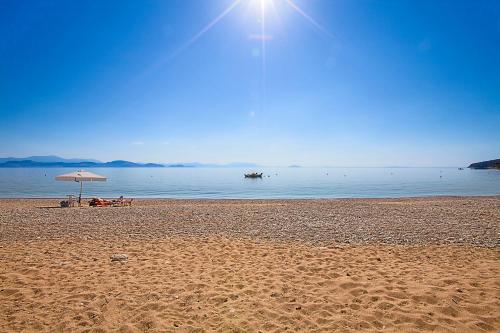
[1,196,499,331]
[0,194,499,200]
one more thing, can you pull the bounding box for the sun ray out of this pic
[140,0,242,76]
[284,0,333,38]
[260,0,267,95]
[137,0,330,84]
[170,0,242,61]
[267,0,283,27]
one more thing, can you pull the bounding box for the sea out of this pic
[0,167,499,199]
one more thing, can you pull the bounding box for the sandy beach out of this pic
[0,197,499,332]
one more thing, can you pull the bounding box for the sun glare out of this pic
[251,0,274,13]
[145,0,331,79]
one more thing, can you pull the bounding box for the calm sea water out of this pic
[0,167,498,199]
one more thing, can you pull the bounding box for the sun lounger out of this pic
[60,195,77,208]
[112,196,133,207]
[89,198,113,207]
[89,196,133,207]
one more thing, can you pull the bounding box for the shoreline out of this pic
[0,194,499,200]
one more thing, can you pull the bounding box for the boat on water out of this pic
[244,172,263,178]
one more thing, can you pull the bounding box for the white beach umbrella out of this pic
[55,170,107,204]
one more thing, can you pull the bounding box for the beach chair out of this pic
[112,196,133,207]
[60,195,77,208]
[89,198,113,207]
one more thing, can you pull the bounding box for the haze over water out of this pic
[0,167,498,199]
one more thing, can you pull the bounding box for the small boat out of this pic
[244,172,263,178]
[458,167,464,170]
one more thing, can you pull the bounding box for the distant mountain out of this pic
[0,160,164,168]
[165,162,260,168]
[0,156,259,168]
[0,155,101,163]
[167,164,197,168]
[223,162,260,168]
[468,159,500,169]
[104,160,164,167]
[288,165,301,168]
[165,162,206,168]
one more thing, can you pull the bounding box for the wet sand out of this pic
[0,197,499,332]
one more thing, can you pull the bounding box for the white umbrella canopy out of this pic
[55,170,107,204]
[55,170,107,182]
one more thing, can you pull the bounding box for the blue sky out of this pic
[0,0,498,166]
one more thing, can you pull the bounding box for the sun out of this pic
[248,0,275,20]
[249,0,272,9]
[155,0,331,68]
[257,0,274,12]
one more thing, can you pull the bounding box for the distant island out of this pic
[0,159,164,168]
[165,162,260,168]
[0,155,101,164]
[468,159,500,169]
[167,164,196,168]
[0,156,260,168]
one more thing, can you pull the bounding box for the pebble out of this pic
[110,254,128,262]
[0,198,498,247]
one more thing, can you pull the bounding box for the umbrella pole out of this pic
[79,181,83,206]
